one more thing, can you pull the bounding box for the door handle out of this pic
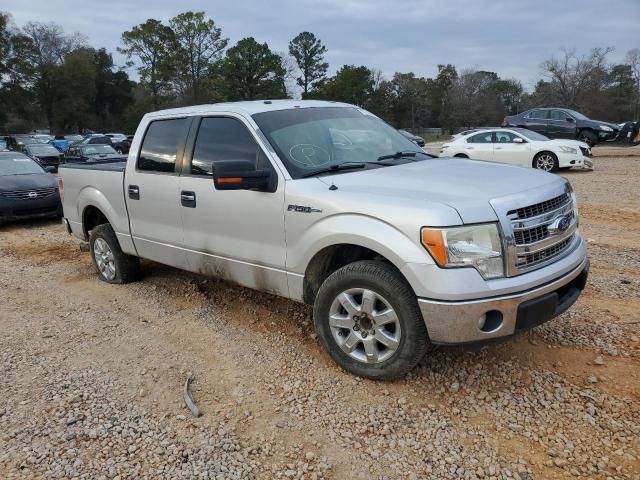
[495,147,503,150]
[181,191,196,208]
[128,185,139,200]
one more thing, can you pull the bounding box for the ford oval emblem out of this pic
[28,191,38,199]
[548,215,571,235]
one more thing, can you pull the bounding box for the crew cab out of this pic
[59,100,589,379]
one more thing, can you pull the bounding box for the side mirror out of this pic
[44,166,57,173]
[566,117,574,123]
[513,137,525,144]
[213,160,272,192]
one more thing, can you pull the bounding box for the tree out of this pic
[169,12,228,103]
[625,48,640,120]
[92,48,133,130]
[220,37,287,101]
[21,21,86,130]
[288,32,328,98]
[426,64,457,128]
[316,65,373,107]
[119,19,176,109]
[539,47,614,110]
[445,69,505,128]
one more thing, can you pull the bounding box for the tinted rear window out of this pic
[138,119,188,173]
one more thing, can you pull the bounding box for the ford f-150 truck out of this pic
[59,100,589,379]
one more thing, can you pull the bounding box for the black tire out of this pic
[454,153,469,158]
[532,151,559,172]
[577,129,597,147]
[313,260,429,380]
[89,223,140,284]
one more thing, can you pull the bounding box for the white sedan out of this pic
[440,128,593,172]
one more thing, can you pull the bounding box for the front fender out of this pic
[287,212,434,276]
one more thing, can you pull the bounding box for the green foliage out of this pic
[219,37,287,101]
[288,32,328,97]
[119,19,176,108]
[314,65,373,107]
[169,12,228,103]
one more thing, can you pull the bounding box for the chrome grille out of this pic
[508,193,570,220]
[506,193,577,275]
[517,237,573,267]
[1,187,57,200]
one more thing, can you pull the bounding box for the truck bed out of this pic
[58,160,126,172]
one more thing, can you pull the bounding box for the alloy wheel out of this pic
[93,238,116,281]
[328,288,401,364]
[535,154,556,171]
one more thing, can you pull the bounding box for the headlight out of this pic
[559,146,578,154]
[599,125,613,132]
[421,223,504,279]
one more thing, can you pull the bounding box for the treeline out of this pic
[1,11,638,134]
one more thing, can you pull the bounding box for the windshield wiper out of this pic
[301,162,368,178]
[377,150,430,161]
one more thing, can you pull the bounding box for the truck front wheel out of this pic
[313,260,429,379]
[89,223,140,284]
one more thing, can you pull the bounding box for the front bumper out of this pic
[418,256,589,345]
[0,197,62,223]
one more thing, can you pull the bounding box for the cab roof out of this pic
[144,99,356,119]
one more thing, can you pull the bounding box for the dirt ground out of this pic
[1,148,639,479]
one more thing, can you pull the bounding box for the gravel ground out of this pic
[1,149,639,479]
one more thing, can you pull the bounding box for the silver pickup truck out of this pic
[59,100,589,379]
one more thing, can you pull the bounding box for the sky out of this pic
[3,0,639,91]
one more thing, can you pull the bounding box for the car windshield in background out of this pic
[27,145,61,156]
[82,145,118,155]
[0,156,45,175]
[564,109,589,121]
[512,128,550,141]
[252,107,424,179]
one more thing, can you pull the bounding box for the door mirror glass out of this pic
[44,165,56,173]
[513,137,525,143]
[566,117,574,123]
[213,160,271,191]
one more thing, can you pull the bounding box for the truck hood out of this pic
[317,158,567,223]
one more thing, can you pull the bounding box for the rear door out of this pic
[124,117,191,270]
[463,131,495,160]
[523,109,549,134]
[492,131,531,167]
[178,115,288,296]
[547,110,576,139]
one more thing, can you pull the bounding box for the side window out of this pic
[138,118,188,173]
[495,131,518,143]
[468,132,494,144]
[190,117,270,177]
[527,110,548,120]
[550,110,569,121]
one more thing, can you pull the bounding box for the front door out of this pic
[178,115,288,296]
[125,117,191,270]
[547,110,576,139]
[493,131,531,167]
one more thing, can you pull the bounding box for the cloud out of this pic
[3,0,638,89]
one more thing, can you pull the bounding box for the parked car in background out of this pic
[0,151,61,223]
[65,134,84,143]
[59,100,588,379]
[502,108,619,146]
[0,139,7,150]
[50,135,71,152]
[441,128,592,172]
[64,144,127,164]
[8,135,49,151]
[397,129,426,147]
[23,143,65,172]
[105,134,131,154]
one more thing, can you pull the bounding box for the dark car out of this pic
[24,143,64,172]
[105,133,131,154]
[502,108,619,146]
[77,134,129,154]
[64,144,127,164]
[398,129,425,147]
[0,151,62,223]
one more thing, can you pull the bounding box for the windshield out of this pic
[564,109,589,121]
[512,128,550,141]
[27,145,60,156]
[82,145,118,155]
[0,156,45,175]
[252,107,424,179]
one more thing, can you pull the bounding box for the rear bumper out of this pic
[418,256,589,345]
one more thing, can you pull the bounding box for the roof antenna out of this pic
[329,183,338,191]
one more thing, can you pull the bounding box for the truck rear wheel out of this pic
[89,224,140,284]
[313,260,428,379]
